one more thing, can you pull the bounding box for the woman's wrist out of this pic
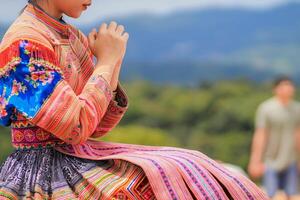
[93,63,114,83]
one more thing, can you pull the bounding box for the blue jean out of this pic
[263,162,299,197]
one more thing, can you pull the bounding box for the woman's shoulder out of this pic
[0,15,60,79]
[0,14,54,52]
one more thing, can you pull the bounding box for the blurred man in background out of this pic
[248,76,300,199]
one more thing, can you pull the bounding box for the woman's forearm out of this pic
[110,58,123,91]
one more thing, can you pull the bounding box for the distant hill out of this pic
[1,3,300,85]
[82,3,300,61]
[0,24,6,40]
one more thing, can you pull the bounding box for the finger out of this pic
[99,23,107,33]
[116,25,125,35]
[108,21,117,32]
[90,28,98,40]
[88,30,96,47]
[121,32,129,41]
[91,28,97,39]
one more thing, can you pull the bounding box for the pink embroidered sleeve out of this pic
[90,81,129,139]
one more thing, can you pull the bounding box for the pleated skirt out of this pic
[0,147,155,199]
[0,142,268,200]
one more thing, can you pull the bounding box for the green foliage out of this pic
[100,125,179,147]
[187,131,253,169]
[0,127,14,162]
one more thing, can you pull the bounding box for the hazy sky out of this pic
[0,0,298,24]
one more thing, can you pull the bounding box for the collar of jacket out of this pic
[24,2,70,37]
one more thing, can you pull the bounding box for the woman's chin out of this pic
[66,11,83,19]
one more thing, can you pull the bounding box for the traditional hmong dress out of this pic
[0,3,268,200]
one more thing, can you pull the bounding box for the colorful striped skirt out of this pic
[0,142,268,199]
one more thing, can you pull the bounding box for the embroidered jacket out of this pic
[0,3,129,149]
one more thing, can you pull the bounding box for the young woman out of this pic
[0,0,268,199]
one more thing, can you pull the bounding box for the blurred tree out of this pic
[101,125,179,147]
[0,127,14,162]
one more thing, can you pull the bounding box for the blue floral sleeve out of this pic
[0,40,63,126]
